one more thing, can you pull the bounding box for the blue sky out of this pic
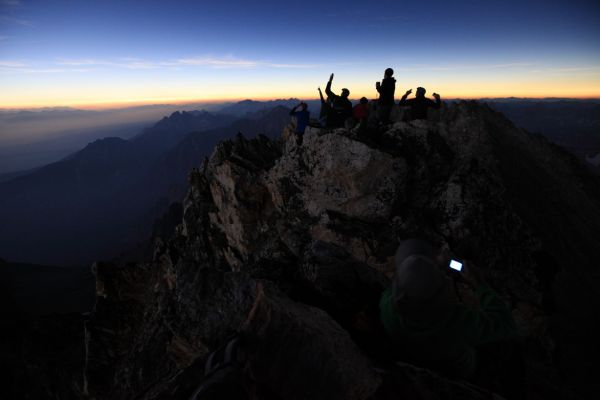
[1,0,599,107]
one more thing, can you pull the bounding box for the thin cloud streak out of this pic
[57,56,320,70]
[6,58,594,78]
[528,67,600,73]
[528,67,600,77]
[59,58,159,69]
[0,60,93,74]
[266,62,322,69]
[0,68,92,74]
[176,57,260,68]
[57,59,106,66]
[395,63,534,72]
[0,60,27,67]
[0,15,33,26]
[0,56,319,74]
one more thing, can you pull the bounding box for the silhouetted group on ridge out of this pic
[190,71,527,400]
[289,67,442,143]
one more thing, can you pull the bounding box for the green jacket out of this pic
[379,284,517,378]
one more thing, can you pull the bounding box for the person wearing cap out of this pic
[375,68,396,124]
[379,239,517,379]
[289,102,310,145]
[398,87,441,120]
[325,73,353,128]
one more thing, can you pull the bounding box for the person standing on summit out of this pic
[325,73,352,128]
[375,68,396,124]
[398,87,441,120]
[318,87,333,128]
[353,97,370,134]
[289,102,310,145]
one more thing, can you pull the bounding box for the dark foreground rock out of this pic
[82,101,600,399]
[1,312,87,399]
[0,260,95,399]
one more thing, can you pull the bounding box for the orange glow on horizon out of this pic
[2,78,600,110]
[2,92,599,110]
[3,67,600,109]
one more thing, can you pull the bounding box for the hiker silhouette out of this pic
[325,73,352,128]
[353,97,370,134]
[398,87,441,120]
[376,67,396,123]
[318,87,333,128]
[353,97,369,120]
[289,102,310,145]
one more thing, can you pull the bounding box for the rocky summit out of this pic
[83,101,600,399]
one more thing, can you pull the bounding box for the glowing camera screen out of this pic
[449,259,463,271]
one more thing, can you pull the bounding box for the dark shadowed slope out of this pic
[488,100,600,161]
[0,260,91,399]
[0,260,95,315]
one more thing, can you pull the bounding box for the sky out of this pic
[1,0,599,108]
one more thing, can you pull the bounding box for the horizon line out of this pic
[2,94,600,111]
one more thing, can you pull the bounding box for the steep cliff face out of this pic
[84,102,600,399]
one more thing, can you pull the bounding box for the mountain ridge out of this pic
[82,101,600,399]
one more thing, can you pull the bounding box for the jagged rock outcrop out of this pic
[84,101,600,399]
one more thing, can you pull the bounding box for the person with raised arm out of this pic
[398,87,441,120]
[289,101,310,145]
[318,87,333,128]
[325,73,352,128]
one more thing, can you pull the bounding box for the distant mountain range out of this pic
[0,121,152,177]
[0,105,194,175]
[0,105,291,266]
[485,100,600,160]
[218,98,304,116]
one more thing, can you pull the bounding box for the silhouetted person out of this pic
[318,87,333,128]
[325,73,352,128]
[376,67,396,123]
[379,239,518,385]
[353,97,370,134]
[290,102,310,145]
[398,87,441,120]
